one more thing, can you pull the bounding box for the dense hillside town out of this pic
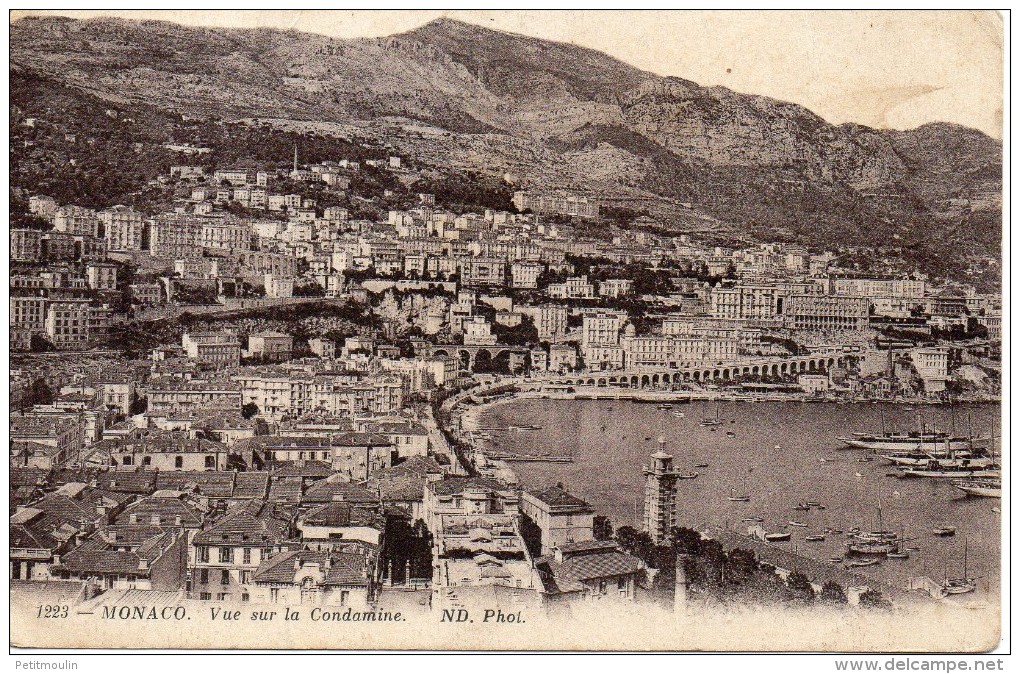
[9,135,1001,617]
[8,15,1002,629]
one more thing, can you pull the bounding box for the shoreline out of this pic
[447,388,1000,609]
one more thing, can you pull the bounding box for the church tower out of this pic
[642,438,680,543]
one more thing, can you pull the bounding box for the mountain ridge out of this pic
[9,15,1002,278]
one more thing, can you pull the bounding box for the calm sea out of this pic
[479,399,1002,601]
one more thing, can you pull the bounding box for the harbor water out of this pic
[478,399,1002,603]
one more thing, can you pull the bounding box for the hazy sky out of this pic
[15,9,1004,138]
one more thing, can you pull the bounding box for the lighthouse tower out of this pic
[642,438,681,543]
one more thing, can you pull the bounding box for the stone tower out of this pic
[642,439,681,543]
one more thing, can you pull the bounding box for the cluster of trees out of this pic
[602,522,887,609]
[382,517,434,584]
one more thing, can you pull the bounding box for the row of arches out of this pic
[552,357,840,389]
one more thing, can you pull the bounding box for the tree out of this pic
[820,580,848,604]
[726,548,758,582]
[593,515,613,541]
[241,402,259,419]
[672,527,703,556]
[786,571,814,600]
[857,589,890,609]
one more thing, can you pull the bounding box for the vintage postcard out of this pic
[8,9,1004,653]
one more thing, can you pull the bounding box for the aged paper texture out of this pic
[8,9,1004,652]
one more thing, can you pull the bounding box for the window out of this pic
[142,456,151,466]
[340,591,349,606]
[197,546,209,563]
[205,455,216,469]
[216,593,228,601]
[618,577,628,593]
[219,547,233,563]
[175,457,183,469]
[243,548,252,565]
[122,455,133,466]
[200,592,211,601]
[241,593,249,603]
[270,588,279,603]
[240,570,251,584]
[199,569,209,584]
[221,570,230,585]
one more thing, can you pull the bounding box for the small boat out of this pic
[933,527,957,537]
[793,503,811,511]
[657,404,673,410]
[742,516,764,523]
[887,551,910,559]
[953,478,1001,498]
[672,411,686,418]
[805,501,822,508]
[991,507,1001,514]
[788,521,807,528]
[805,535,826,542]
[701,399,724,426]
[728,494,751,502]
[941,541,976,595]
[694,463,709,468]
[764,532,791,542]
[857,456,874,463]
[845,558,881,568]
[840,431,989,452]
[677,472,699,480]
[725,431,736,438]
[829,556,844,563]
[774,444,782,450]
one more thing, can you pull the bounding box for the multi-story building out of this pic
[189,501,293,602]
[783,295,870,332]
[99,205,146,251]
[460,257,506,288]
[44,300,91,350]
[548,275,596,299]
[598,279,633,298]
[53,206,100,237]
[246,332,294,361]
[910,347,950,394]
[28,195,58,217]
[146,377,242,413]
[462,316,497,346]
[533,540,645,604]
[520,486,595,555]
[512,191,599,218]
[201,221,251,252]
[531,304,568,341]
[11,297,47,333]
[94,436,230,471]
[581,310,627,370]
[830,277,926,299]
[86,263,119,291]
[182,332,242,368]
[150,214,202,259]
[10,229,43,262]
[511,261,544,289]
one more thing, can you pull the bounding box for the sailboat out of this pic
[847,503,900,555]
[701,398,724,427]
[727,467,752,501]
[942,540,977,595]
[954,425,1002,497]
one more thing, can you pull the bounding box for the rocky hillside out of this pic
[10,15,1002,278]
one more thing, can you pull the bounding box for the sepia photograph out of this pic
[7,8,1006,657]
